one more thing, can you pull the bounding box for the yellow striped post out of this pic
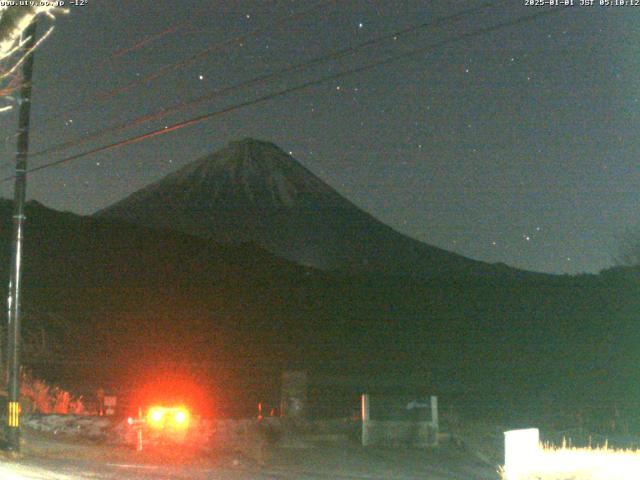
[8,401,20,428]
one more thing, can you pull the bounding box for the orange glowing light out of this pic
[147,407,165,428]
[173,409,188,425]
[145,406,190,430]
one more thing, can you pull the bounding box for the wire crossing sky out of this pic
[15,6,568,177]
[1,0,638,275]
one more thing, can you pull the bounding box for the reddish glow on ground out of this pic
[129,375,211,417]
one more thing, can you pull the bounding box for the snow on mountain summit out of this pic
[147,138,337,209]
[96,138,509,276]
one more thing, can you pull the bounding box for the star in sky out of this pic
[0,0,633,275]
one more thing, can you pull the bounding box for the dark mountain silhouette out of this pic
[97,138,528,277]
[1,199,639,421]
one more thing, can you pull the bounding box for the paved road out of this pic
[0,459,286,479]
[0,441,499,479]
[0,461,495,480]
[0,453,499,479]
[0,460,245,479]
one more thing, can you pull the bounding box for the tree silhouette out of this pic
[0,5,66,112]
[614,231,640,268]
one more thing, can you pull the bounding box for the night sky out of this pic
[0,0,638,275]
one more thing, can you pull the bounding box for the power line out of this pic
[30,1,497,160]
[42,0,336,122]
[39,1,282,91]
[111,25,180,58]
[6,6,570,181]
[39,25,184,93]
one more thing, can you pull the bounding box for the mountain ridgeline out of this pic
[97,138,529,278]
[0,139,637,420]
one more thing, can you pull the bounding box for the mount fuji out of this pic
[97,138,520,277]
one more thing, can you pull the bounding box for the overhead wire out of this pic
[43,0,337,121]
[42,23,185,92]
[6,5,571,181]
[29,1,497,160]
[36,1,328,92]
[111,25,180,58]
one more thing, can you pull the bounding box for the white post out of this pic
[430,396,438,429]
[137,407,143,452]
[361,394,370,447]
[504,428,540,480]
[430,395,439,446]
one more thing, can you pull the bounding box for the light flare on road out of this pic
[0,462,82,480]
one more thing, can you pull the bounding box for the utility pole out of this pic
[6,19,37,452]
